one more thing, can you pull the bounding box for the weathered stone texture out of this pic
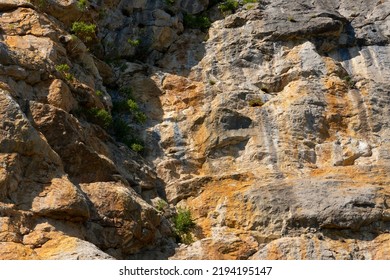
[1,0,389,259]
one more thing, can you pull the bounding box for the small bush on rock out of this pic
[87,108,112,128]
[183,14,211,30]
[218,0,239,13]
[173,207,195,244]
[71,21,96,43]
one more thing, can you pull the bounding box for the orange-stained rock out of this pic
[0,242,39,260]
[47,79,77,112]
[34,235,114,260]
[1,0,390,261]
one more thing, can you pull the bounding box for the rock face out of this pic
[0,1,174,259]
[1,0,390,260]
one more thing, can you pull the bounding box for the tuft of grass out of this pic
[127,38,141,47]
[87,108,113,129]
[343,75,356,89]
[156,199,168,212]
[55,64,70,73]
[55,64,74,81]
[127,99,139,112]
[243,0,258,3]
[71,21,96,43]
[114,87,148,124]
[173,207,195,244]
[130,143,144,153]
[218,0,239,13]
[64,73,74,81]
[76,0,88,11]
[95,90,103,97]
[134,112,147,124]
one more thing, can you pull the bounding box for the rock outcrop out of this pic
[1,0,389,259]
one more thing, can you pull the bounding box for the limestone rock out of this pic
[0,242,39,260]
[1,0,390,260]
[34,236,115,260]
[47,79,77,112]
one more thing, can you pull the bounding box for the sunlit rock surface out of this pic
[0,0,389,259]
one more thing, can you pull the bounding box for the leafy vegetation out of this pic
[113,87,147,125]
[156,199,168,212]
[76,0,88,11]
[183,14,211,30]
[126,99,139,111]
[128,38,141,47]
[110,86,148,152]
[218,0,239,13]
[173,207,195,244]
[343,75,356,89]
[243,0,259,4]
[55,64,74,81]
[55,64,70,73]
[134,111,147,124]
[71,21,96,43]
[130,143,144,153]
[38,0,47,9]
[87,108,113,128]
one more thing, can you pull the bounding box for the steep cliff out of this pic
[0,0,389,259]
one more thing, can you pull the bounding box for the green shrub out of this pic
[243,0,258,4]
[173,207,195,234]
[113,99,141,114]
[88,108,112,128]
[127,99,139,112]
[38,0,47,8]
[218,0,239,13]
[127,38,141,47]
[131,143,144,153]
[173,207,195,244]
[343,75,355,89]
[64,73,74,81]
[95,90,103,97]
[112,118,145,152]
[134,111,147,124]
[156,199,168,212]
[183,14,211,30]
[76,0,88,11]
[71,21,96,43]
[113,89,147,124]
[55,64,74,81]
[55,64,70,73]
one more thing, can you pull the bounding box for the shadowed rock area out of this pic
[0,0,389,259]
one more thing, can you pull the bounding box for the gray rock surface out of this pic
[0,0,390,260]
